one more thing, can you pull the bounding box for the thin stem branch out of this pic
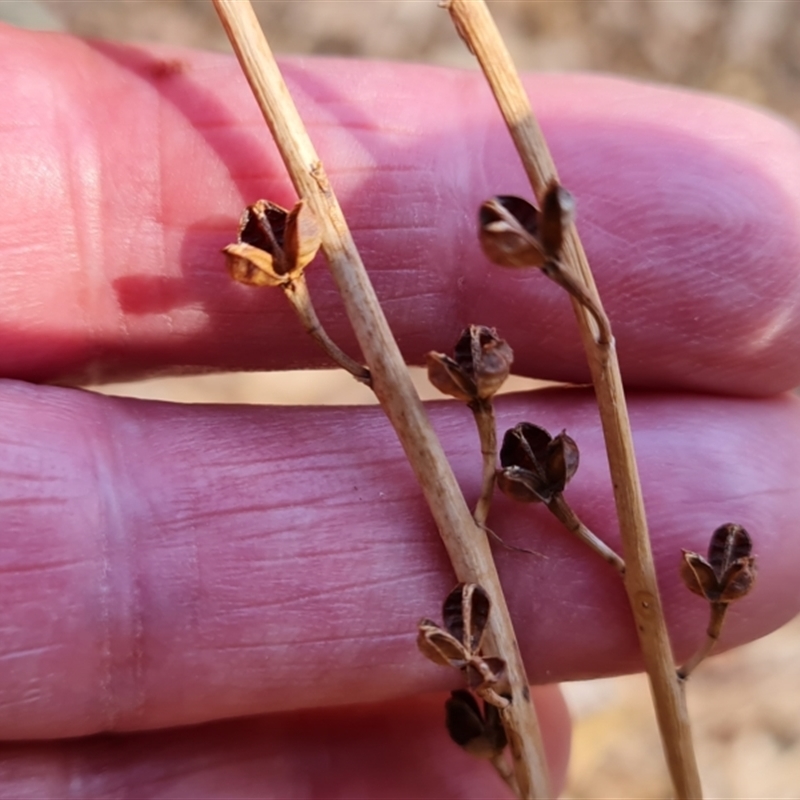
[471,398,497,529]
[283,275,371,385]
[548,494,626,575]
[677,602,728,680]
[543,260,612,346]
[471,402,542,557]
[443,1,703,797]
[212,1,550,796]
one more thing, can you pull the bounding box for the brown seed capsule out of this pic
[445,689,508,759]
[496,422,625,572]
[445,690,488,754]
[478,181,574,268]
[496,423,579,504]
[427,325,513,403]
[455,325,514,401]
[443,583,491,656]
[224,198,321,287]
[678,524,757,679]
[425,352,475,404]
[680,523,757,604]
[479,195,545,269]
[417,584,508,707]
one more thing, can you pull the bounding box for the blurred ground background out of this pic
[3,1,800,797]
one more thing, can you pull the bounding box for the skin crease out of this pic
[1,23,800,798]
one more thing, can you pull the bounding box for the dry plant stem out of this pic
[677,603,728,680]
[543,261,612,346]
[471,399,497,528]
[284,275,372,385]
[471,403,541,556]
[443,1,703,797]
[212,1,550,797]
[548,494,626,575]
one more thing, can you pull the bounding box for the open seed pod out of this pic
[417,584,508,707]
[427,325,513,403]
[442,582,491,655]
[478,195,545,268]
[496,422,579,504]
[417,584,492,670]
[224,198,321,287]
[478,180,574,268]
[681,523,757,604]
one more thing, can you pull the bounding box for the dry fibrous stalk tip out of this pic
[427,325,512,530]
[224,199,371,385]
[479,183,611,345]
[497,423,626,574]
[678,524,756,680]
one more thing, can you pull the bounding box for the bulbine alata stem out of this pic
[213,1,550,796]
[443,1,703,796]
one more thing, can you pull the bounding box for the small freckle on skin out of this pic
[150,59,187,79]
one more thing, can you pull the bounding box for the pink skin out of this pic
[1,23,800,797]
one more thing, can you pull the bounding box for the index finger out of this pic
[2,26,800,393]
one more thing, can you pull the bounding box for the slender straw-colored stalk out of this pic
[548,495,626,575]
[443,1,703,797]
[677,602,728,680]
[212,1,550,796]
[283,275,371,385]
[471,399,497,528]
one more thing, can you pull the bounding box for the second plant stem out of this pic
[443,1,702,796]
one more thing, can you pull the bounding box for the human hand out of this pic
[2,24,800,797]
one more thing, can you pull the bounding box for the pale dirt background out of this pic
[4,1,800,797]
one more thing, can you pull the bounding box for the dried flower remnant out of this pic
[417,583,509,709]
[496,422,578,503]
[427,326,513,529]
[224,200,370,385]
[497,423,625,574]
[478,194,547,269]
[212,2,551,795]
[479,183,611,344]
[680,523,756,603]
[427,325,513,406]
[225,199,320,286]
[678,524,757,679]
